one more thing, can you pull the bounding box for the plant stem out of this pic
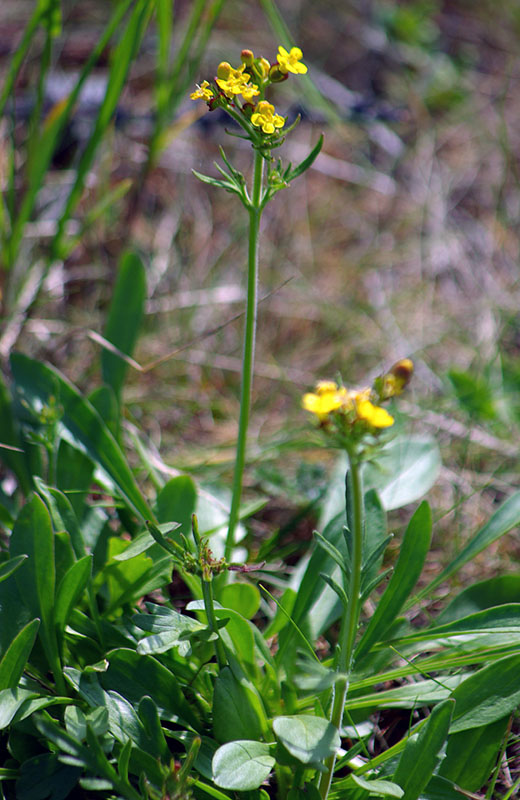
[319,452,364,800]
[192,515,227,669]
[224,148,265,561]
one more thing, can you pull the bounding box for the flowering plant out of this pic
[191,46,323,557]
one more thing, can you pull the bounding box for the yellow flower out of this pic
[302,381,350,420]
[190,81,214,102]
[354,392,394,428]
[216,64,257,98]
[251,100,285,134]
[277,45,308,75]
[240,82,261,102]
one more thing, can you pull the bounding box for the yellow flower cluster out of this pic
[302,383,394,429]
[190,45,308,138]
[302,360,413,440]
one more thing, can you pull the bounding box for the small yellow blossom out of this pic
[190,81,214,102]
[216,64,255,98]
[277,45,308,75]
[354,395,394,428]
[240,82,261,102]
[251,100,285,134]
[302,381,350,420]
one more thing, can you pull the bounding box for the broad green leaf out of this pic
[10,495,62,687]
[356,502,432,660]
[98,538,171,613]
[0,689,58,729]
[393,699,454,800]
[213,666,266,743]
[0,618,39,690]
[415,491,520,601]
[438,574,520,624]
[35,479,86,559]
[363,437,441,511]
[10,353,152,521]
[138,696,170,761]
[54,556,92,637]
[56,439,94,519]
[419,776,469,800]
[219,582,261,620]
[212,740,275,790]
[450,652,520,732]
[155,475,197,537]
[88,385,120,439]
[100,648,199,729]
[439,716,509,791]
[0,573,32,657]
[16,753,80,800]
[351,775,404,797]
[0,554,28,585]
[273,715,340,764]
[134,603,205,656]
[102,251,146,402]
[273,714,341,764]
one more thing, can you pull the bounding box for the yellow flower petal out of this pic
[356,399,394,428]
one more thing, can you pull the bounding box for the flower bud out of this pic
[268,64,289,83]
[390,358,414,391]
[217,61,232,79]
[241,49,254,66]
[257,57,271,78]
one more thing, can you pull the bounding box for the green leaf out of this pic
[10,495,62,686]
[10,353,152,521]
[393,699,454,800]
[98,538,171,613]
[54,556,92,637]
[286,134,323,181]
[100,648,199,729]
[35,480,87,560]
[134,602,205,656]
[212,666,266,743]
[396,603,520,647]
[219,582,261,620]
[450,652,520,732]
[345,675,463,711]
[351,774,404,797]
[138,696,170,761]
[356,502,432,660]
[438,574,520,624]
[363,437,441,511]
[0,554,28,585]
[56,439,94,520]
[102,251,146,403]
[272,715,340,764]
[212,740,275,790]
[416,492,520,600]
[155,475,197,537]
[16,753,80,800]
[439,716,509,791]
[0,618,39,690]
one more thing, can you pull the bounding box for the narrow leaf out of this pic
[0,618,40,690]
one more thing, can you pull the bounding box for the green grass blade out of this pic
[412,491,520,604]
[55,556,92,639]
[355,501,432,661]
[6,0,134,271]
[51,0,155,258]
[101,251,147,404]
[0,618,40,690]
[10,353,153,521]
[393,699,454,800]
[0,5,43,118]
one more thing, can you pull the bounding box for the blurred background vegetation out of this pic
[1,0,520,585]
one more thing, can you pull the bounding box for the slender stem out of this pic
[224,149,265,560]
[319,453,364,800]
[192,515,227,668]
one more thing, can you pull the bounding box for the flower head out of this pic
[216,63,258,99]
[354,394,394,428]
[251,100,285,134]
[277,45,308,75]
[190,80,214,102]
[302,381,350,420]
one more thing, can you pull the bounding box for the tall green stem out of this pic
[225,149,265,560]
[319,452,364,800]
